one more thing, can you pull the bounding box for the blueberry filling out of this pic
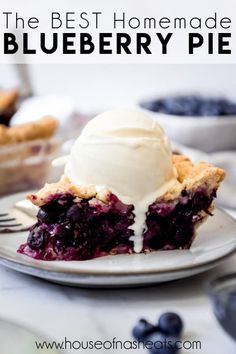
[18,193,134,260]
[143,189,215,250]
[18,189,216,261]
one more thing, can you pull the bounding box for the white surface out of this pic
[0,319,60,354]
[0,254,236,353]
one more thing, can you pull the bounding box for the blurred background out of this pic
[0,63,236,209]
[1,64,236,111]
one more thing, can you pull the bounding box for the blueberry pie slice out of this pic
[18,109,225,261]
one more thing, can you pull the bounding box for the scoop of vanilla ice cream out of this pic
[63,109,177,252]
[65,109,176,201]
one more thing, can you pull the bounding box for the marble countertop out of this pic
[0,251,236,353]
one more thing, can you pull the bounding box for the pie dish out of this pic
[0,89,19,126]
[0,116,58,145]
[18,154,225,261]
[0,117,58,196]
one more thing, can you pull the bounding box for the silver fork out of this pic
[0,200,38,233]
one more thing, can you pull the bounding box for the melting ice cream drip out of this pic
[53,109,177,252]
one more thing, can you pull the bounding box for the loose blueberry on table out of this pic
[132,319,157,341]
[158,313,183,336]
[132,312,184,354]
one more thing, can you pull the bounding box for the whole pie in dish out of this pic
[0,116,58,196]
[18,109,225,261]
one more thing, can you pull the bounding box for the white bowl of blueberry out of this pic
[139,95,236,153]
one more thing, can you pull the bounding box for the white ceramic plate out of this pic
[0,192,236,288]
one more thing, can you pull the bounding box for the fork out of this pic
[0,200,38,233]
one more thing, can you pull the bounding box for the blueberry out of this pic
[140,95,236,117]
[37,209,55,224]
[158,312,183,336]
[132,319,156,340]
[27,225,47,250]
[147,332,180,354]
[223,102,236,115]
[199,100,220,116]
[54,221,73,239]
[140,100,161,112]
[67,204,83,222]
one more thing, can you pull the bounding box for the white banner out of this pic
[0,0,235,64]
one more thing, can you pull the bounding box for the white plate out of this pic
[0,192,236,288]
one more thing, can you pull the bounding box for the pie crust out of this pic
[28,154,225,207]
[0,117,58,145]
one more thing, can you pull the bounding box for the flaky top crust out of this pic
[28,154,225,207]
[0,90,18,113]
[0,117,58,145]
